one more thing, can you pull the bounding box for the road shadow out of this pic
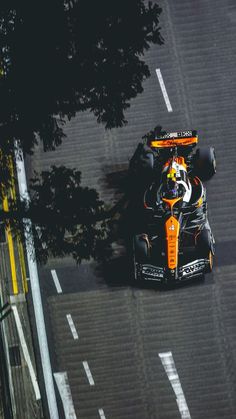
[101,164,129,193]
[101,255,209,292]
[95,162,129,204]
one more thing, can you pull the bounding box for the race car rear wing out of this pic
[148,130,198,149]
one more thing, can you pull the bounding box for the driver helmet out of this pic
[162,178,179,199]
[162,168,185,199]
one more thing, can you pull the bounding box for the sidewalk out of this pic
[0,230,43,419]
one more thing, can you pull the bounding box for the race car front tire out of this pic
[196,228,214,273]
[133,235,150,263]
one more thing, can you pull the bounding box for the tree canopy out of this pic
[3,165,113,263]
[29,166,114,263]
[0,2,164,264]
[0,0,163,154]
[2,124,166,264]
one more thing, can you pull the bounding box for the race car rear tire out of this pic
[133,235,150,263]
[194,146,216,181]
[129,145,154,191]
[138,152,154,186]
[129,144,154,173]
[139,152,154,172]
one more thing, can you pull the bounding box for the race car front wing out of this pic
[135,259,208,282]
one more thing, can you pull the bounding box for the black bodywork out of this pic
[128,130,216,284]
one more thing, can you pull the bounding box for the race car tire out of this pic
[129,145,154,191]
[133,235,150,263]
[197,228,212,253]
[129,145,154,173]
[137,152,155,186]
[140,153,154,170]
[196,228,214,272]
[194,146,216,181]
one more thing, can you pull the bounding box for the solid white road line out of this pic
[82,361,95,386]
[12,305,41,401]
[1,316,16,415]
[159,351,191,419]
[155,69,173,112]
[98,408,106,419]
[51,270,62,294]
[66,314,79,340]
[54,372,77,419]
[15,142,59,419]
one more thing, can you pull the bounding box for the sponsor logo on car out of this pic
[180,260,205,277]
[158,131,193,139]
[142,265,164,280]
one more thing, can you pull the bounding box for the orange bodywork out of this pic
[162,197,182,210]
[150,137,198,148]
[163,156,187,171]
[175,156,187,169]
[165,216,180,270]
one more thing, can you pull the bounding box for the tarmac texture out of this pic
[29,1,236,418]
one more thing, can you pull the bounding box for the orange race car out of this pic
[129,130,216,283]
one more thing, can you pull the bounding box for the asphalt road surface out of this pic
[29,1,236,418]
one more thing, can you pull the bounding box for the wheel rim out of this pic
[213,158,216,173]
[209,251,213,271]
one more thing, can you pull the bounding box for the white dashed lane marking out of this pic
[155,68,173,112]
[66,314,79,340]
[83,361,95,386]
[54,372,77,419]
[159,352,191,419]
[51,269,62,294]
[98,408,106,419]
